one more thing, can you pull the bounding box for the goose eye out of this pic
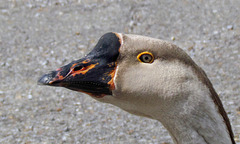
[137,52,154,63]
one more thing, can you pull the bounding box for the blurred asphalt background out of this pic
[0,0,239,143]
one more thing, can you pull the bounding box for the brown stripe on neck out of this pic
[167,43,235,143]
[184,59,236,144]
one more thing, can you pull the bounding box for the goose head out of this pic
[38,32,235,144]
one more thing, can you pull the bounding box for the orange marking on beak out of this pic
[56,68,62,71]
[58,75,64,79]
[71,63,78,69]
[107,63,117,90]
[49,63,98,84]
[50,72,66,84]
[82,59,90,64]
[72,63,99,77]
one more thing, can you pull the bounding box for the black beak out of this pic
[38,32,121,97]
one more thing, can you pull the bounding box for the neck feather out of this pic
[191,62,235,144]
[154,64,235,144]
[155,91,232,144]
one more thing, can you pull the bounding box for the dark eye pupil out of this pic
[144,56,149,60]
[141,54,152,63]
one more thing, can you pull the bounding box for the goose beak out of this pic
[38,32,121,97]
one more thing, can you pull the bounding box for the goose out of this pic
[38,32,235,144]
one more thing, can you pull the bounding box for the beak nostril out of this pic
[73,65,83,71]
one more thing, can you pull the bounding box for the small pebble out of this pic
[57,108,62,112]
[64,127,70,132]
[62,136,67,141]
[227,25,233,30]
[28,94,32,99]
[188,46,194,51]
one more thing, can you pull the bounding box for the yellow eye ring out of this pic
[137,51,154,63]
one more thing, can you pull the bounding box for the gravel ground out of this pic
[0,0,239,143]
